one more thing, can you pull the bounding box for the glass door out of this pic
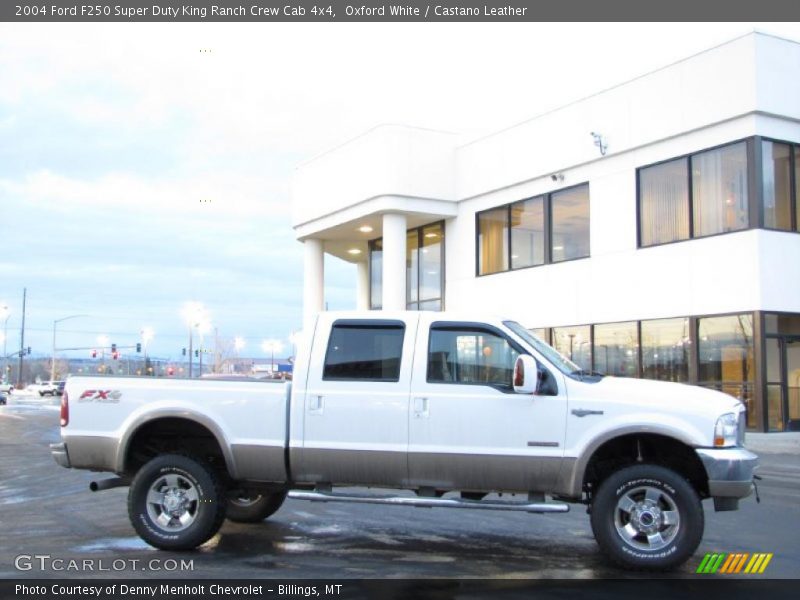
[766,336,800,431]
[786,339,800,431]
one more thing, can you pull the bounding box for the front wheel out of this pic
[128,454,227,550]
[226,491,287,523]
[590,464,703,570]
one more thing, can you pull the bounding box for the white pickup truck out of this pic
[51,311,758,570]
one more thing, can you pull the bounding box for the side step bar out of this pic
[288,490,569,513]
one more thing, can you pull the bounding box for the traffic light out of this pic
[91,349,97,358]
[112,351,119,360]
[182,348,187,356]
[194,349,199,357]
[167,367,175,376]
[26,347,31,355]
[111,343,117,353]
[136,343,142,353]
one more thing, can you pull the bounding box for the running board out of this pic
[287,490,569,513]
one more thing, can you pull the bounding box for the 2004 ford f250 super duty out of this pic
[51,311,759,570]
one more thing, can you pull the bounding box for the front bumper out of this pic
[50,442,71,469]
[696,447,759,500]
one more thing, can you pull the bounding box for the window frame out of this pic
[759,137,800,234]
[322,319,406,383]
[636,136,800,248]
[475,182,590,277]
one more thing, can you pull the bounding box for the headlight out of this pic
[714,413,739,447]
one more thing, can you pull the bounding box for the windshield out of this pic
[503,320,581,376]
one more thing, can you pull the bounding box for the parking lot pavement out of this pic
[1,402,798,580]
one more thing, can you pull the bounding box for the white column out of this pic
[303,238,324,328]
[356,261,369,310]
[382,213,407,311]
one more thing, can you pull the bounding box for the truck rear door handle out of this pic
[413,397,429,418]
[310,395,324,413]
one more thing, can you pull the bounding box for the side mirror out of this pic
[513,355,539,394]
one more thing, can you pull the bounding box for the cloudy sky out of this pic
[1,21,799,365]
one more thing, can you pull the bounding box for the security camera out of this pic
[550,174,558,182]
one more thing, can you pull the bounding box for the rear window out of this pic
[323,321,405,381]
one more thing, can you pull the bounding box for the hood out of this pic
[583,376,744,421]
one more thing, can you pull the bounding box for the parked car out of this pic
[0,391,6,405]
[51,311,758,570]
[1,383,12,394]
[24,381,63,396]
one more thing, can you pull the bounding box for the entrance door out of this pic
[766,336,800,431]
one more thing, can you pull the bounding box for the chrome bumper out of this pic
[696,447,759,500]
[50,442,71,469]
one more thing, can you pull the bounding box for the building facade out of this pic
[292,33,800,432]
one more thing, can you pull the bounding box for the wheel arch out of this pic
[581,432,709,500]
[116,411,238,479]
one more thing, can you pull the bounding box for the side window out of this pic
[323,323,405,382]
[427,327,520,389]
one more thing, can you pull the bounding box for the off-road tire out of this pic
[590,464,703,571]
[226,491,287,523]
[128,454,226,550]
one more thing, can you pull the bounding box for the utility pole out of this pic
[16,288,26,387]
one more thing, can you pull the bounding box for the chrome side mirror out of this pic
[513,355,539,394]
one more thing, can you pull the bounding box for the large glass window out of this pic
[369,239,382,310]
[594,321,639,377]
[697,314,754,410]
[478,207,508,275]
[762,141,793,231]
[552,325,591,371]
[639,158,690,246]
[692,142,749,237]
[511,196,545,269]
[641,318,689,382]
[552,185,590,262]
[323,323,405,381]
[419,223,443,307]
[427,327,519,390]
[370,222,444,311]
[477,183,590,275]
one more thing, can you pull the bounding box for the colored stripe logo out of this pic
[696,552,773,574]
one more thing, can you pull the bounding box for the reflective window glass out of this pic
[692,142,749,237]
[552,185,590,262]
[428,327,519,389]
[639,158,690,246]
[511,196,545,268]
[641,318,690,383]
[593,321,639,377]
[762,141,792,231]
[552,325,591,371]
[323,323,405,381]
[478,207,509,275]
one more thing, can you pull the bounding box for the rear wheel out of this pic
[226,491,287,523]
[590,464,703,570]
[128,454,226,550]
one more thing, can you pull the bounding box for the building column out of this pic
[382,213,407,311]
[356,260,369,310]
[303,238,324,329]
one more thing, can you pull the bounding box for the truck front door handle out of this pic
[310,395,324,413]
[413,397,429,418]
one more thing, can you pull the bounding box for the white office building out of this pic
[292,32,800,432]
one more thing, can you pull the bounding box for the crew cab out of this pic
[51,311,758,570]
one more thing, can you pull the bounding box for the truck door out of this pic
[297,314,418,486]
[408,317,568,493]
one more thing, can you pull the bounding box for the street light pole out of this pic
[1,305,9,384]
[52,314,88,381]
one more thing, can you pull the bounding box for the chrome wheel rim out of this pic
[146,474,200,532]
[614,485,680,551]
